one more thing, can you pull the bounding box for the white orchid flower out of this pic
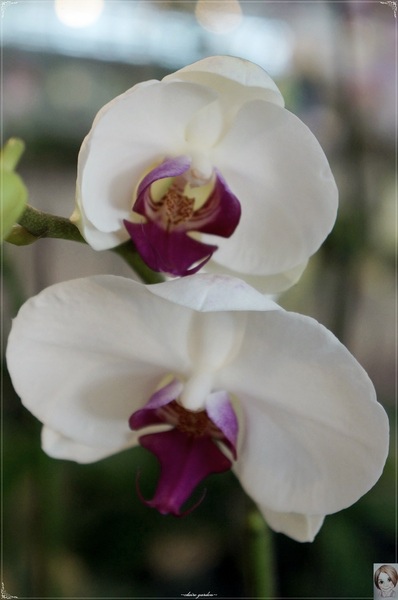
[6,274,388,542]
[72,56,338,293]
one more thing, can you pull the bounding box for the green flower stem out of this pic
[7,204,164,284]
[113,242,164,284]
[17,205,85,243]
[245,505,275,598]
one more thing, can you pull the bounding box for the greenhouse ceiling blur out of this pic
[2,0,294,76]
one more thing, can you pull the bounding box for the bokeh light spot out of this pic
[54,0,104,29]
[195,0,242,34]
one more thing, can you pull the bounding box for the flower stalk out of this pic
[245,505,275,598]
[9,205,85,244]
[112,242,164,284]
[6,205,164,284]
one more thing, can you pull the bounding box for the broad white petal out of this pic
[204,260,308,294]
[257,506,325,542]
[76,81,218,249]
[211,100,338,275]
[70,206,129,249]
[148,273,280,312]
[149,275,280,409]
[185,100,225,149]
[6,276,196,452]
[164,55,284,107]
[41,425,137,463]
[220,310,389,515]
[72,132,130,248]
[7,274,276,455]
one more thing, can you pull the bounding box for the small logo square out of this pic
[374,564,398,598]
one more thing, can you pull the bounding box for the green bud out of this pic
[5,223,38,246]
[1,138,28,241]
[1,138,25,171]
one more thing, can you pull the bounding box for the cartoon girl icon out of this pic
[374,565,398,598]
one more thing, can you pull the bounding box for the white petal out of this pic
[220,310,389,515]
[72,125,130,248]
[41,425,136,463]
[257,506,325,542]
[71,206,129,249]
[149,274,280,410]
[6,276,196,453]
[76,81,218,249]
[185,100,225,149]
[148,273,280,312]
[210,100,338,275]
[204,260,308,295]
[164,55,284,107]
[7,274,278,455]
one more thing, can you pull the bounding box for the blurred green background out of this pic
[2,1,396,598]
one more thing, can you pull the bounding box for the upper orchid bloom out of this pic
[6,274,388,542]
[72,56,338,292]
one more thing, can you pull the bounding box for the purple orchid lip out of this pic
[124,156,241,276]
[124,220,218,276]
[137,428,231,516]
[129,378,238,516]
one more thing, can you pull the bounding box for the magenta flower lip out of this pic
[124,156,241,276]
[137,429,231,516]
[129,378,238,516]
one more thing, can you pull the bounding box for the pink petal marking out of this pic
[205,390,239,459]
[133,156,192,216]
[129,378,183,430]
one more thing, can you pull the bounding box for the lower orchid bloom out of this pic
[72,55,338,292]
[6,274,388,542]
